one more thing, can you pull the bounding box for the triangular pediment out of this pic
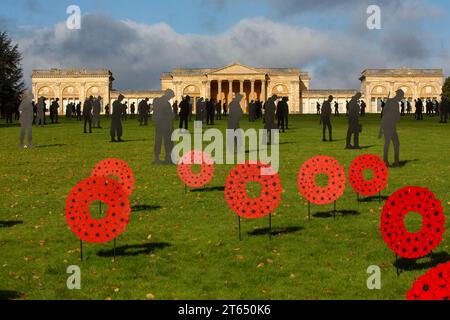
[209,63,263,75]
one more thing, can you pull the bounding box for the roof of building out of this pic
[32,68,113,78]
[360,68,443,78]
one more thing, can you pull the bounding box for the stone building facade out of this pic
[31,64,444,114]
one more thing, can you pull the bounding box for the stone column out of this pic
[217,80,222,102]
[261,80,266,102]
[57,83,63,115]
[239,80,244,95]
[250,80,255,101]
[228,80,232,104]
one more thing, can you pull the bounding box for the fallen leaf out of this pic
[146,293,155,300]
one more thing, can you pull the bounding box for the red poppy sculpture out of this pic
[177,150,214,188]
[348,154,388,196]
[407,262,450,300]
[65,176,131,243]
[224,161,282,219]
[297,156,346,205]
[381,186,445,259]
[91,158,135,196]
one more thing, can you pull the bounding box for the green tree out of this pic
[442,76,450,102]
[0,31,25,119]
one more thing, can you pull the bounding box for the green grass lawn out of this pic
[0,113,449,300]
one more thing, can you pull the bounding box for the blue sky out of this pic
[2,0,449,90]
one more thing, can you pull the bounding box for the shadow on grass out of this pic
[97,242,170,258]
[394,251,450,272]
[398,159,419,168]
[189,186,225,192]
[131,204,162,212]
[36,144,67,148]
[248,226,304,237]
[313,210,360,218]
[357,195,389,203]
[0,220,23,228]
[0,290,23,300]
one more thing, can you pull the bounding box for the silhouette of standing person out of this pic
[111,94,125,142]
[321,95,333,142]
[19,92,34,148]
[440,98,448,123]
[360,100,366,116]
[346,92,362,149]
[379,89,403,167]
[216,99,222,120]
[179,95,190,131]
[400,100,405,116]
[264,95,278,144]
[316,101,321,115]
[138,98,149,126]
[83,96,93,133]
[276,97,288,133]
[50,98,60,124]
[283,97,289,129]
[105,103,110,117]
[36,96,46,127]
[227,93,244,153]
[416,98,424,120]
[153,89,175,164]
[334,101,339,116]
[92,96,102,128]
[172,100,178,121]
[130,102,136,119]
[76,102,82,121]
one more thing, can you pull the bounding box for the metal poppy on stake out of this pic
[177,150,214,192]
[297,156,346,220]
[224,161,282,240]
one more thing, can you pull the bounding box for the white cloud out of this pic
[15,12,449,91]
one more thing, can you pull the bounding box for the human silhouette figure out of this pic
[360,100,366,116]
[122,101,128,121]
[92,96,102,128]
[379,89,403,167]
[416,98,424,120]
[216,99,222,120]
[19,92,34,148]
[321,95,333,142]
[334,101,339,116]
[276,97,289,133]
[83,96,93,133]
[172,100,178,121]
[346,92,362,149]
[130,102,136,119]
[179,95,190,131]
[207,98,215,125]
[263,95,278,144]
[400,100,405,116]
[282,97,289,129]
[406,100,412,115]
[196,97,204,121]
[138,98,149,126]
[111,94,125,142]
[36,96,46,127]
[248,100,255,122]
[153,89,175,164]
[346,100,349,115]
[32,101,37,124]
[227,93,244,152]
[76,102,82,121]
[105,103,110,117]
[440,98,449,123]
[66,102,73,120]
[50,98,60,124]
[316,102,321,115]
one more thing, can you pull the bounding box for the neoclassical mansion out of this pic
[31,63,444,114]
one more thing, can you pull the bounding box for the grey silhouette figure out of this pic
[153,89,175,164]
[138,98,149,126]
[440,98,449,123]
[130,102,136,119]
[36,96,46,127]
[50,98,60,124]
[379,89,403,167]
[172,100,178,120]
[346,92,362,149]
[19,92,34,148]
[196,97,204,121]
[321,95,333,141]
[263,95,278,144]
[227,93,244,152]
[92,96,102,128]
[248,100,255,122]
[179,95,190,131]
[277,96,289,132]
[83,96,93,133]
[111,94,125,142]
[334,101,339,116]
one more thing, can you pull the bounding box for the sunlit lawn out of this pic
[0,113,449,299]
